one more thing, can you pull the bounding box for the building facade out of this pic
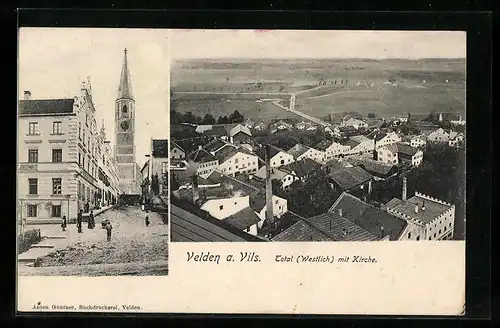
[18,86,120,223]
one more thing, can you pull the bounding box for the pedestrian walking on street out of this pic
[77,210,83,233]
[61,215,67,232]
[88,211,95,229]
[105,221,113,242]
[145,210,150,227]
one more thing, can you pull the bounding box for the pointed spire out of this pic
[117,47,134,100]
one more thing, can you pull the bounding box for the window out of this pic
[219,205,223,210]
[52,178,62,195]
[51,205,62,217]
[83,132,86,145]
[52,121,63,134]
[27,204,37,217]
[122,105,128,118]
[28,122,39,135]
[52,149,62,163]
[28,149,38,163]
[280,159,284,165]
[408,232,411,238]
[28,178,38,195]
[275,200,278,204]
[416,236,420,241]
[162,162,168,174]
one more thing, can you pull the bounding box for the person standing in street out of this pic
[145,210,150,227]
[77,209,83,233]
[105,221,113,241]
[88,210,94,229]
[61,215,67,232]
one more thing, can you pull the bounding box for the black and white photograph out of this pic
[169,30,466,243]
[17,28,169,276]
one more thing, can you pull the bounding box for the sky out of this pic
[170,30,466,60]
[18,28,170,168]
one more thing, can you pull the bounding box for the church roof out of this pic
[19,99,75,116]
[117,48,134,100]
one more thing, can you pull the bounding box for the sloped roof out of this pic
[328,166,372,190]
[346,157,396,177]
[272,220,334,242]
[204,125,229,137]
[396,143,419,156]
[255,145,289,162]
[305,212,380,241]
[281,158,322,177]
[329,192,407,241]
[204,138,230,154]
[381,144,398,154]
[229,124,252,137]
[187,148,218,163]
[19,99,75,116]
[222,207,261,230]
[287,144,311,158]
[314,140,333,151]
[213,146,239,163]
[117,49,134,99]
[171,141,185,153]
[323,158,347,171]
[249,192,267,212]
[336,125,357,133]
[170,202,264,242]
[255,166,289,180]
[341,139,360,148]
[152,139,169,158]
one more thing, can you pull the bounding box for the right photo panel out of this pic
[168,29,466,243]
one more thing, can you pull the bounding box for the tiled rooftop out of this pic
[19,99,75,116]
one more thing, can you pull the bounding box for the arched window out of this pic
[122,105,128,118]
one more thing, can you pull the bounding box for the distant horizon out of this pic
[173,57,466,61]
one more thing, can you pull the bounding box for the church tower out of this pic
[115,48,140,194]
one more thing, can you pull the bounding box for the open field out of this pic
[171,58,465,121]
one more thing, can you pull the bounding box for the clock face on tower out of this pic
[120,120,130,132]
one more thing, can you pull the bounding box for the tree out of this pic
[183,112,197,124]
[368,113,376,119]
[229,110,244,123]
[151,174,160,195]
[217,115,229,124]
[170,171,180,192]
[201,113,216,125]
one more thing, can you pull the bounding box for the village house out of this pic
[333,125,359,139]
[287,144,325,163]
[280,158,323,183]
[343,135,375,156]
[410,135,427,148]
[326,166,373,196]
[215,147,259,177]
[341,116,368,130]
[328,192,408,241]
[315,140,350,161]
[203,138,233,155]
[255,144,294,168]
[448,131,465,148]
[346,157,398,181]
[170,141,186,160]
[295,121,309,130]
[243,118,255,129]
[186,146,219,179]
[253,122,266,131]
[382,178,455,240]
[396,143,424,167]
[376,144,399,165]
[255,165,299,189]
[367,131,401,149]
[450,115,466,126]
[249,191,288,229]
[229,124,252,144]
[222,207,262,236]
[427,128,450,143]
[270,120,293,133]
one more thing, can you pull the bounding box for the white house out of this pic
[315,140,350,161]
[374,131,401,149]
[427,128,450,143]
[396,143,424,167]
[186,147,220,179]
[410,136,427,148]
[342,117,368,130]
[448,132,465,147]
[256,145,295,168]
[377,144,399,165]
[200,195,250,220]
[287,144,325,163]
[170,142,186,160]
[215,147,259,177]
[344,136,375,156]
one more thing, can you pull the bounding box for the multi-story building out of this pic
[287,144,325,163]
[255,144,294,168]
[215,147,259,177]
[18,83,120,223]
[146,139,169,195]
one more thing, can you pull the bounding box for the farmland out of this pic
[170,58,465,123]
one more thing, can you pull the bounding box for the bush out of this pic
[18,229,41,254]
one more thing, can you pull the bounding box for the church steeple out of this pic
[117,47,134,100]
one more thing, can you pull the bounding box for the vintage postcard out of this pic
[17,28,465,315]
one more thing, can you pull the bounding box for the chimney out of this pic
[402,176,407,201]
[373,135,378,160]
[414,204,419,213]
[421,200,426,211]
[329,220,332,231]
[380,226,385,238]
[191,174,200,204]
[338,208,342,217]
[23,91,31,100]
[264,144,274,230]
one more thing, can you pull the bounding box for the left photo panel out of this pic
[17,28,170,276]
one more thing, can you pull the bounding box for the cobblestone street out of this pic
[18,206,168,276]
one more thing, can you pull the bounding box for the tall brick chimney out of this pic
[23,91,31,100]
[264,144,274,232]
[402,176,407,201]
[373,134,378,161]
[191,174,200,204]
